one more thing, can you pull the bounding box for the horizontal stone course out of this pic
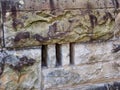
[42,60,120,90]
[46,82,120,90]
[3,8,116,47]
[1,0,120,11]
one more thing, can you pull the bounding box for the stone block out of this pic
[42,68,82,90]
[50,82,120,90]
[47,45,56,68]
[42,61,120,89]
[73,41,118,65]
[0,48,41,90]
[3,9,116,47]
[61,44,70,66]
[74,44,91,65]
[1,0,120,11]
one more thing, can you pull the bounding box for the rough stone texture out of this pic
[4,9,117,47]
[2,0,120,48]
[0,10,2,47]
[47,45,56,68]
[74,41,113,65]
[42,68,82,89]
[46,82,120,90]
[1,0,120,11]
[0,23,2,47]
[61,44,70,66]
[1,0,120,90]
[42,40,120,90]
[0,49,41,90]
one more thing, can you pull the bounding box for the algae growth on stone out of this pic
[4,9,116,48]
[1,0,119,48]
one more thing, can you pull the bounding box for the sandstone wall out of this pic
[0,0,120,90]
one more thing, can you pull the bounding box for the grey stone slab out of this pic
[61,44,70,66]
[42,61,120,90]
[1,0,120,11]
[47,45,56,68]
[0,48,41,90]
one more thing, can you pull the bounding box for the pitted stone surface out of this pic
[1,0,120,48]
[1,0,120,90]
[42,68,82,89]
[3,9,117,47]
[47,45,56,68]
[42,41,120,89]
[1,0,120,11]
[0,49,41,90]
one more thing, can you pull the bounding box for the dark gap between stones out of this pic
[70,43,74,65]
[41,45,48,67]
[55,44,62,67]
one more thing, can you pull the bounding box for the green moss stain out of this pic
[5,9,118,47]
[24,11,72,28]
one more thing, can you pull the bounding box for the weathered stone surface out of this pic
[74,41,113,65]
[4,9,116,47]
[61,44,70,66]
[42,61,120,90]
[46,82,120,90]
[1,0,120,90]
[42,40,120,90]
[44,44,70,68]
[1,0,120,11]
[47,45,56,68]
[0,49,41,90]
[42,68,82,89]
[0,8,2,47]
[73,40,120,65]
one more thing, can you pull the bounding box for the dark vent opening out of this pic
[70,43,74,65]
[55,44,62,67]
[41,45,48,67]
